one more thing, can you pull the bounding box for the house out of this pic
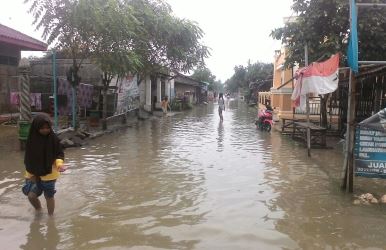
[270,48,297,118]
[174,73,205,104]
[139,72,206,112]
[139,73,175,112]
[0,23,47,113]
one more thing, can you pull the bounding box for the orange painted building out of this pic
[270,48,297,118]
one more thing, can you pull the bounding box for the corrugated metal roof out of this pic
[0,23,47,51]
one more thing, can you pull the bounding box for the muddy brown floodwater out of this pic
[1,100,386,250]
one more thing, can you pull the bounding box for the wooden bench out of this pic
[292,121,327,148]
[281,118,306,134]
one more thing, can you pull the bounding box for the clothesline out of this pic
[10,92,42,110]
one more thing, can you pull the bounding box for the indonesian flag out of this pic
[291,53,340,110]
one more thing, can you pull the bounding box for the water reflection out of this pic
[217,122,224,152]
[268,131,386,249]
[61,119,208,249]
[20,218,60,250]
[2,101,386,249]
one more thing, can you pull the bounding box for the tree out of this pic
[191,66,216,83]
[191,66,216,90]
[225,61,273,98]
[80,0,142,129]
[211,80,224,93]
[245,61,273,85]
[271,0,386,68]
[227,65,247,92]
[25,0,97,75]
[271,0,386,127]
[25,0,209,127]
[25,0,97,128]
[125,0,210,81]
[190,66,224,92]
[26,0,209,74]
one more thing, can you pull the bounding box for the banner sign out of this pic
[115,75,139,114]
[355,109,386,178]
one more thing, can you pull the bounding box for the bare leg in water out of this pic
[45,197,55,216]
[28,192,42,212]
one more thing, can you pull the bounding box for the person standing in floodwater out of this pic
[161,96,170,114]
[22,114,66,215]
[218,93,225,122]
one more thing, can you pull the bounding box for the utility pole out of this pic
[52,50,58,131]
[305,44,311,157]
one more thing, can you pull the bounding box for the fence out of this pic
[105,108,138,128]
[258,92,271,106]
[294,96,321,115]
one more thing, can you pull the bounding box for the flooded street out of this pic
[2,100,386,249]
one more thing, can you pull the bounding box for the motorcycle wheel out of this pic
[264,124,271,132]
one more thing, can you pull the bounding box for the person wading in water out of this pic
[218,93,225,122]
[22,114,66,215]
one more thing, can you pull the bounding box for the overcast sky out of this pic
[0,0,293,81]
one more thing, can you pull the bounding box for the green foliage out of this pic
[185,103,193,109]
[211,80,224,93]
[190,66,223,92]
[25,0,209,123]
[191,66,216,84]
[123,0,210,75]
[271,0,386,68]
[245,60,273,84]
[83,0,142,86]
[24,0,209,77]
[170,99,182,111]
[225,61,273,93]
[25,0,93,64]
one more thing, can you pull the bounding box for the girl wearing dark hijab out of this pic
[22,114,65,215]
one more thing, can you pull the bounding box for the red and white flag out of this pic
[291,53,340,110]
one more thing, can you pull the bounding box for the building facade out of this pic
[138,72,205,112]
[0,24,47,113]
[270,48,297,118]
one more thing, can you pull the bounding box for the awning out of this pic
[0,24,47,51]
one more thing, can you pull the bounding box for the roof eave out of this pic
[0,36,47,51]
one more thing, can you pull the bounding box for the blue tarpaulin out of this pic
[347,0,358,73]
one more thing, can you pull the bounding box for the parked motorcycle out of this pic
[255,109,273,132]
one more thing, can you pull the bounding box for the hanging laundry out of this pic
[58,78,74,116]
[77,83,94,108]
[10,92,20,105]
[30,93,42,110]
[58,78,94,115]
[10,92,42,110]
[57,95,67,106]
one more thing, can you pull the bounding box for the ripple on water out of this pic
[2,102,386,249]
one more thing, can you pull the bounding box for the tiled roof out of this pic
[175,72,206,86]
[0,23,47,51]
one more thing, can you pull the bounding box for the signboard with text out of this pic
[114,75,139,114]
[355,108,386,178]
[355,128,386,178]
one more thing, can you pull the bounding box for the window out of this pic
[0,55,18,66]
